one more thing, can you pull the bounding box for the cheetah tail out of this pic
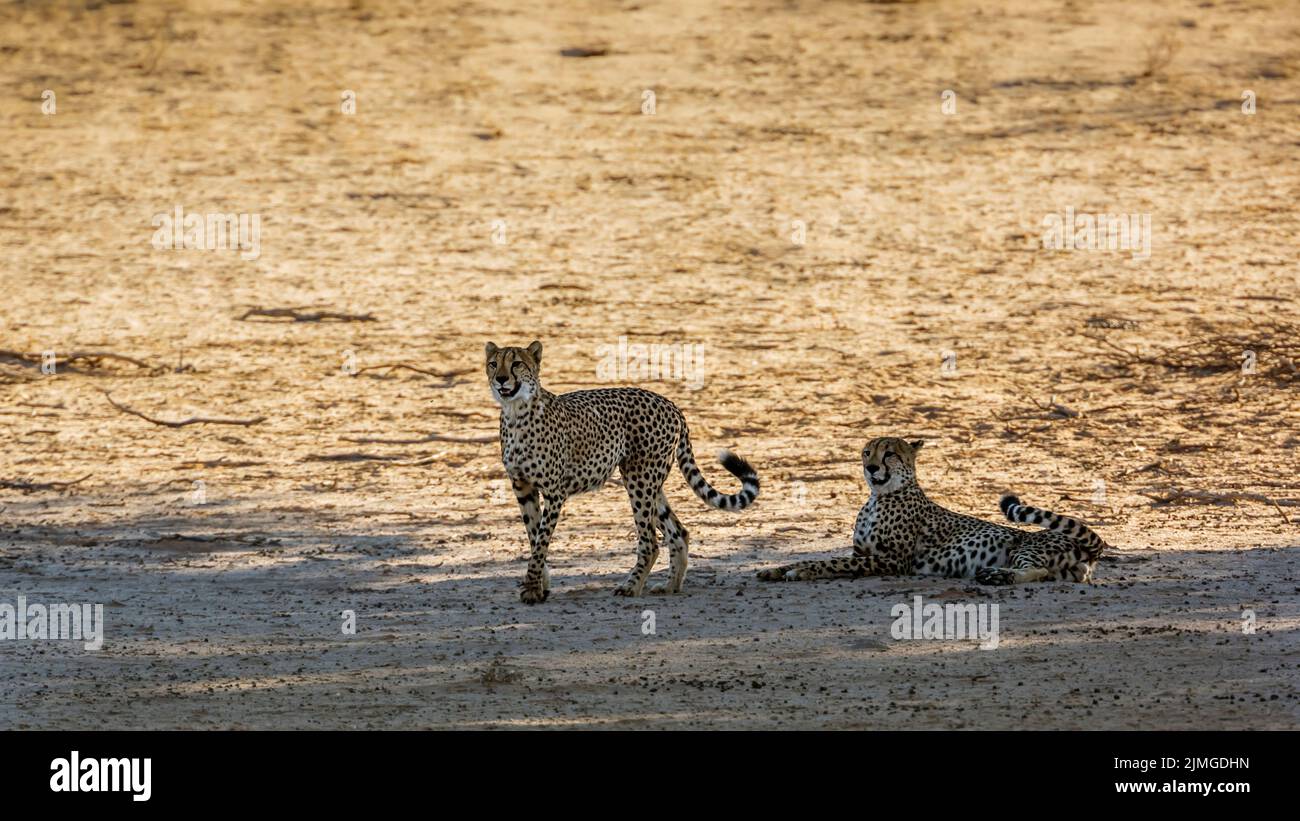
[1000,494,1106,560]
[676,424,759,512]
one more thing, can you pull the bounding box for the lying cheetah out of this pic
[487,341,759,603]
[757,437,1106,585]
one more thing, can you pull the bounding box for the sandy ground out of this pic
[1,0,1298,729]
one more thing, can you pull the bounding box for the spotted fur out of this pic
[487,341,759,603]
[757,437,1106,585]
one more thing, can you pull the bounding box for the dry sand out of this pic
[1,0,1297,729]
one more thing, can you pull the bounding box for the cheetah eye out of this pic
[487,361,497,369]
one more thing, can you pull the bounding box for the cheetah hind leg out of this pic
[975,551,1052,585]
[975,567,1051,585]
[613,484,661,597]
[649,493,688,595]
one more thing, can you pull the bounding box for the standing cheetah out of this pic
[757,437,1106,585]
[486,341,759,603]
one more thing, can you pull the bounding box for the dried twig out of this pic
[392,454,443,466]
[175,458,265,469]
[1137,486,1295,523]
[342,434,436,445]
[998,388,1080,422]
[303,453,404,463]
[303,452,452,467]
[153,533,281,547]
[341,432,495,445]
[237,306,376,323]
[1139,31,1180,79]
[103,391,265,428]
[1024,394,1079,419]
[351,363,467,382]
[0,474,92,493]
[0,349,158,372]
[559,47,608,58]
[1117,461,1180,479]
[1087,321,1299,383]
[427,433,495,444]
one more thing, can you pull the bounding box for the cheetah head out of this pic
[862,437,924,494]
[485,340,542,405]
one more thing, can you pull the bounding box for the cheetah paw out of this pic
[975,567,1015,586]
[648,582,680,595]
[519,585,550,604]
[612,583,640,597]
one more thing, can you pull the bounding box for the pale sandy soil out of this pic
[0,0,1297,729]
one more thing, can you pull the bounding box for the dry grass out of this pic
[1089,320,1300,383]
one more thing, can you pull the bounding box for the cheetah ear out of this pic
[909,439,925,452]
[485,342,499,359]
[526,340,543,365]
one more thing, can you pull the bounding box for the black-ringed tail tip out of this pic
[709,449,759,510]
[718,449,756,478]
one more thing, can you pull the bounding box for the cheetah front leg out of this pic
[514,479,563,604]
[757,556,871,581]
[758,513,915,582]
